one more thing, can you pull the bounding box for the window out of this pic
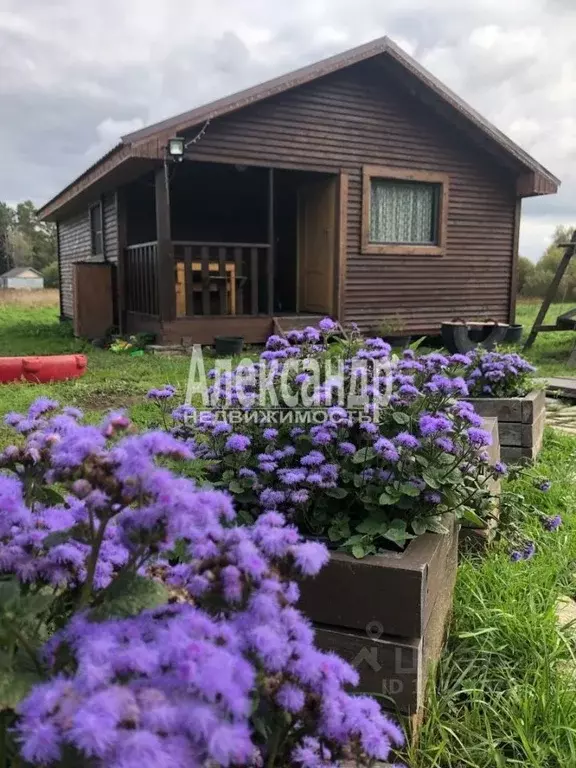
[362,166,448,256]
[89,202,103,256]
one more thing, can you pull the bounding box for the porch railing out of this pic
[124,240,271,318]
[125,242,159,316]
[173,241,270,317]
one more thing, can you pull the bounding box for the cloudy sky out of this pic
[0,0,574,259]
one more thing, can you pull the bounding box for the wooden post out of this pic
[116,189,127,333]
[155,163,176,322]
[508,198,521,325]
[267,168,275,316]
[524,230,576,350]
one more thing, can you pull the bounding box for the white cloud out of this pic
[0,0,574,259]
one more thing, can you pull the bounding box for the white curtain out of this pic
[370,181,436,244]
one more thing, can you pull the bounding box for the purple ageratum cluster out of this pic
[464,349,536,398]
[15,502,404,767]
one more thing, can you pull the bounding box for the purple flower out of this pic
[276,683,306,712]
[394,432,420,450]
[494,461,508,476]
[374,438,399,463]
[542,515,562,531]
[537,480,552,492]
[291,541,329,576]
[318,317,337,333]
[424,491,442,504]
[465,427,492,447]
[300,451,325,467]
[263,428,278,441]
[225,434,251,452]
[338,441,356,456]
[419,413,452,437]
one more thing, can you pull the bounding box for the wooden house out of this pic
[39,37,559,344]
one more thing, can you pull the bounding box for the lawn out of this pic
[515,299,576,377]
[2,292,576,767]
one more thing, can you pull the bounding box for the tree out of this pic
[517,256,535,294]
[0,202,15,275]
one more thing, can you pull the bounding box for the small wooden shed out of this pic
[38,36,559,344]
[0,267,44,290]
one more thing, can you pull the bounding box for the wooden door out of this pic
[297,176,337,314]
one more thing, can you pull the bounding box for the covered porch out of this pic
[117,161,346,344]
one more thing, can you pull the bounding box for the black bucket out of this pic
[504,324,523,344]
[214,336,244,356]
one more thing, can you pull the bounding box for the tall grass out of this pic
[0,288,60,308]
[409,429,576,767]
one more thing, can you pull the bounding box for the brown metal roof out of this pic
[39,35,559,219]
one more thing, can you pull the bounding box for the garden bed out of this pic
[466,389,546,464]
[299,515,458,714]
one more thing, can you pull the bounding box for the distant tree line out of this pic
[0,201,58,287]
[518,225,576,301]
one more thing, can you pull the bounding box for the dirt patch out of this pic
[72,392,144,412]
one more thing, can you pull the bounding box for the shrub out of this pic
[464,348,536,398]
[0,399,403,767]
[153,325,504,557]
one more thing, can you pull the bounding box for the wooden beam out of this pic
[334,171,349,321]
[267,168,275,315]
[184,245,194,316]
[116,189,128,333]
[155,163,176,322]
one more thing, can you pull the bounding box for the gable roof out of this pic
[0,267,43,279]
[38,36,560,219]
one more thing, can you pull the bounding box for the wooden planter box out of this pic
[459,417,501,550]
[299,517,458,714]
[466,389,546,464]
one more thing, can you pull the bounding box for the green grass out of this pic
[3,295,576,766]
[0,299,198,437]
[515,300,576,378]
[409,429,576,767]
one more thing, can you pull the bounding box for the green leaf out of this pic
[426,517,450,535]
[353,474,365,488]
[356,517,383,534]
[228,480,244,494]
[40,487,65,506]
[91,573,169,621]
[411,518,429,536]
[392,411,410,425]
[379,491,396,505]
[399,482,421,498]
[0,668,40,709]
[383,528,410,546]
[18,592,55,618]
[351,544,365,559]
[325,487,349,499]
[422,472,441,490]
[415,455,429,467]
[352,447,377,464]
[460,507,486,528]
[0,579,19,611]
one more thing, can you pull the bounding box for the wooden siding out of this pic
[180,58,518,334]
[103,192,119,261]
[58,210,92,318]
[58,194,119,318]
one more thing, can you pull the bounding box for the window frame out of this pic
[89,201,104,257]
[361,166,449,256]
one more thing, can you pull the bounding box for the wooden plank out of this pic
[521,388,546,423]
[201,245,210,315]
[234,247,243,314]
[218,246,227,314]
[267,168,275,315]
[335,171,349,320]
[115,190,127,332]
[466,396,522,422]
[250,247,259,315]
[184,245,194,316]
[155,164,175,322]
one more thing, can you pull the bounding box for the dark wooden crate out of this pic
[466,389,546,464]
[312,523,458,713]
[299,517,456,639]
